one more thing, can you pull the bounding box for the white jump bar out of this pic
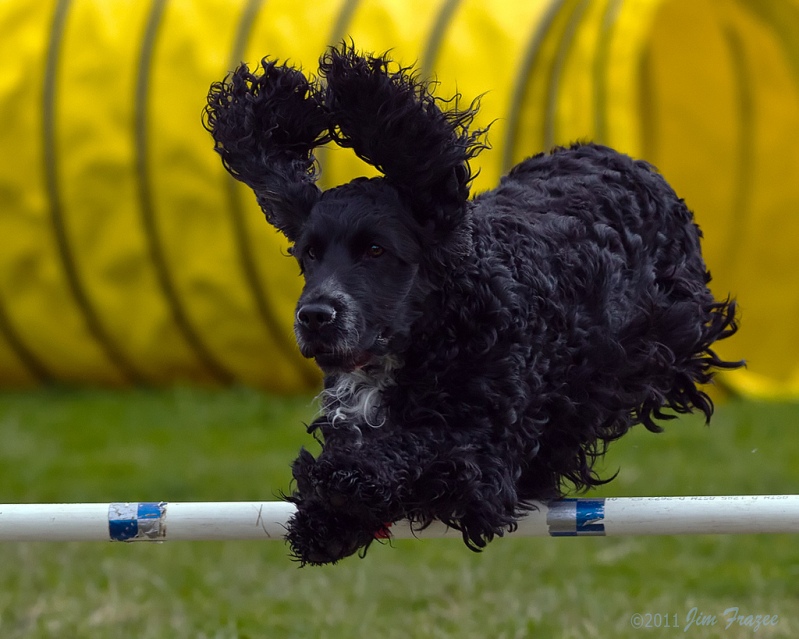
[0,496,797,543]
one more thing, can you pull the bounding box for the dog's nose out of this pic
[297,303,337,331]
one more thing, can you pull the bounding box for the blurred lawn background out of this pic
[0,387,797,638]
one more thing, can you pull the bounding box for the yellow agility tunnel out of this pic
[1,0,799,397]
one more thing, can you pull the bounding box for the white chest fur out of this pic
[322,357,399,429]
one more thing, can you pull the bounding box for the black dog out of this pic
[205,44,741,565]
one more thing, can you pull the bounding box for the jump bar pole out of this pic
[0,496,798,543]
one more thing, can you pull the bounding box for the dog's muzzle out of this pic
[294,297,377,373]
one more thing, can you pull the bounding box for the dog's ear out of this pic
[319,43,486,240]
[204,60,330,241]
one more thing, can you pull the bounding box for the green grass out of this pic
[0,387,798,638]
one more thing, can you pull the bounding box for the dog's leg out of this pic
[285,496,380,566]
[303,448,401,518]
[288,424,526,562]
[404,445,524,551]
[289,419,456,564]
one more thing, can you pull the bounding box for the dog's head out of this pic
[289,179,428,372]
[205,44,485,373]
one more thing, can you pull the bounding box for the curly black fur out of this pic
[203,58,331,240]
[319,45,486,244]
[205,44,743,566]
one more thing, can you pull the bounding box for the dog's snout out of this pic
[297,302,337,331]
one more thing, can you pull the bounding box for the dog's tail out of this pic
[636,294,743,432]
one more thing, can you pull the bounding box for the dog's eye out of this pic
[306,247,317,261]
[366,244,385,258]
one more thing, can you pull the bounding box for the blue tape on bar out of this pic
[108,502,166,542]
[108,503,138,541]
[575,498,605,535]
[137,502,163,521]
[547,498,606,536]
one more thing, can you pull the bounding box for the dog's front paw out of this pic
[286,500,379,566]
[293,447,398,518]
[291,448,318,496]
[310,455,397,518]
